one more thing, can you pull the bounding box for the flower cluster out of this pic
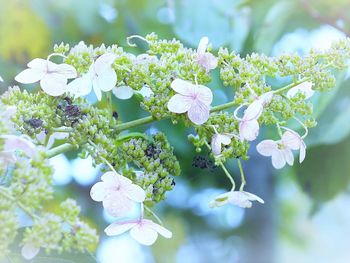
[1,33,350,259]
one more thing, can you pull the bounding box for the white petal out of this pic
[15,68,45,84]
[130,222,158,246]
[0,75,3,82]
[256,139,278,157]
[197,36,209,54]
[258,92,274,106]
[2,135,36,157]
[104,221,137,236]
[113,86,134,100]
[93,78,102,101]
[220,134,232,145]
[94,53,117,75]
[226,191,252,208]
[123,183,146,203]
[101,171,120,185]
[27,58,48,70]
[137,86,154,98]
[282,148,294,166]
[170,79,195,96]
[271,150,286,169]
[299,142,306,163]
[67,74,92,97]
[103,192,133,217]
[96,68,117,92]
[242,191,265,204]
[243,100,263,121]
[239,119,259,141]
[187,101,210,125]
[55,63,77,79]
[21,243,40,260]
[144,219,172,239]
[282,130,301,150]
[40,73,67,96]
[211,134,222,155]
[167,94,192,113]
[196,85,213,106]
[90,182,106,201]
[197,53,218,71]
[209,192,230,208]
[287,81,314,99]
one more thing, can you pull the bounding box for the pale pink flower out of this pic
[256,130,306,169]
[21,242,40,260]
[68,53,117,101]
[167,78,213,125]
[0,135,36,164]
[238,92,273,141]
[210,190,264,208]
[287,81,314,99]
[196,37,218,72]
[211,133,232,156]
[15,58,77,96]
[105,218,172,246]
[90,171,146,217]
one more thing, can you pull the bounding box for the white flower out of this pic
[0,75,3,82]
[105,218,172,246]
[67,53,117,101]
[112,85,153,100]
[211,133,232,156]
[90,171,146,217]
[15,58,77,96]
[287,81,314,99]
[0,135,36,163]
[238,92,273,141]
[69,41,93,55]
[256,129,306,169]
[196,37,218,72]
[167,78,213,125]
[21,242,40,260]
[210,190,264,208]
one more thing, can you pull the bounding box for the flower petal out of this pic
[103,192,133,217]
[197,36,209,54]
[167,94,192,113]
[55,63,77,79]
[226,191,253,208]
[90,182,107,201]
[130,222,158,246]
[104,221,137,236]
[92,78,102,101]
[243,100,263,121]
[242,191,264,204]
[67,74,92,97]
[170,79,195,96]
[282,148,294,166]
[281,130,301,150]
[96,68,117,92]
[113,86,134,100]
[197,53,218,71]
[211,134,222,155]
[0,75,3,82]
[40,73,67,96]
[137,86,154,98]
[256,140,278,157]
[123,183,146,203]
[287,81,314,99]
[15,68,45,84]
[2,135,36,157]
[144,219,172,239]
[27,58,48,70]
[196,85,213,105]
[21,243,40,260]
[187,101,210,125]
[101,171,120,185]
[94,53,117,75]
[271,150,286,169]
[209,192,230,208]
[239,119,259,141]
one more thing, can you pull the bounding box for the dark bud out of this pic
[145,143,161,158]
[192,155,216,170]
[63,97,73,105]
[171,179,176,187]
[26,118,43,129]
[65,105,81,118]
[112,111,119,120]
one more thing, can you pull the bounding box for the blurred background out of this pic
[1,0,350,262]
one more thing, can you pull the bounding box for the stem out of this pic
[144,206,163,225]
[219,162,236,191]
[237,159,246,191]
[272,77,310,95]
[106,91,113,119]
[46,143,77,158]
[115,116,155,131]
[116,132,152,142]
[51,127,73,133]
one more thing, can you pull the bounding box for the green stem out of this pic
[237,159,246,191]
[144,206,163,225]
[46,143,77,158]
[273,77,310,95]
[115,116,155,132]
[219,162,236,191]
[51,127,74,133]
[116,132,152,142]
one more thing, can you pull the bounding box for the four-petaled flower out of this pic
[68,53,117,101]
[210,126,236,156]
[15,58,77,96]
[210,190,264,208]
[287,81,314,99]
[196,37,218,72]
[256,129,306,169]
[113,85,153,100]
[238,92,273,141]
[90,171,146,217]
[167,78,213,125]
[105,218,172,246]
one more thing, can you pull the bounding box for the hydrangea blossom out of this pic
[90,171,146,217]
[68,53,117,100]
[210,126,236,156]
[196,37,218,72]
[21,242,40,260]
[237,92,273,141]
[210,190,264,208]
[256,129,306,169]
[15,58,77,96]
[112,85,153,100]
[0,135,36,164]
[287,81,314,99]
[167,78,213,125]
[105,218,172,246]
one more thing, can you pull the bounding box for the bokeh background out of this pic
[1,0,350,262]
